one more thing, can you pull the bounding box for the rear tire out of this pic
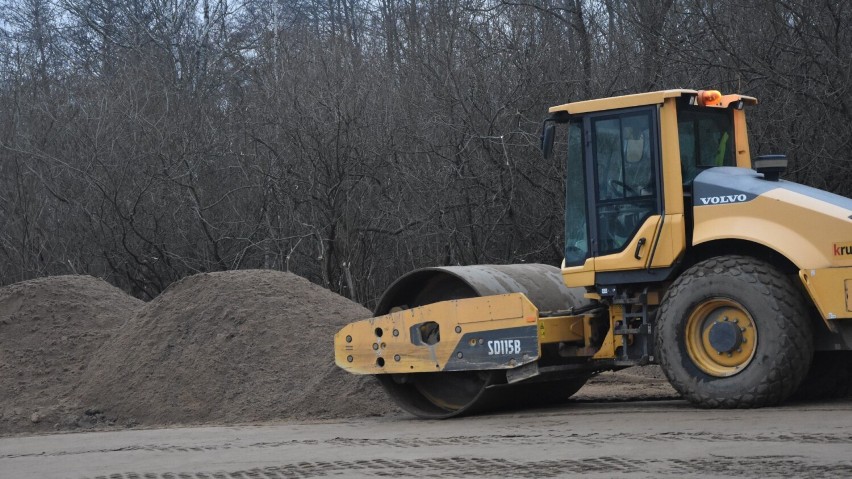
[655,255,813,408]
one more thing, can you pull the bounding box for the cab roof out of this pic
[548,89,758,115]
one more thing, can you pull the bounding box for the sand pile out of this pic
[0,275,143,434]
[79,270,396,428]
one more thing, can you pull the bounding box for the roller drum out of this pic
[374,264,589,418]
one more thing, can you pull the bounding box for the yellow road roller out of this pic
[334,89,852,418]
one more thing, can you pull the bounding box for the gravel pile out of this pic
[0,276,143,434]
[78,270,395,428]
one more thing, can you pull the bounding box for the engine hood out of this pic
[693,167,852,211]
[692,167,852,269]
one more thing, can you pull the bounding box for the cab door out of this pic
[584,107,664,275]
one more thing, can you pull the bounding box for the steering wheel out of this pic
[610,179,640,196]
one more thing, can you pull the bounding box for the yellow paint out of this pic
[538,315,586,344]
[593,305,625,359]
[562,258,596,288]
[334,293,541,375]
[550,89,756,115]
[561,213,686,288]
[659,214,687,267]
[799,267,852,321]
[660,98,685,214]
[732,109,752,168]
[846,280,852,312]
[455,293,525,323]
[594,216,661,272]
[550,89,688,115]
[694,189,852,269]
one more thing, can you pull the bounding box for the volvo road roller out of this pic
[334,89,852,418]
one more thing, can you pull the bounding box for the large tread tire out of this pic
[793,351,852,400]
[655,255,814,408]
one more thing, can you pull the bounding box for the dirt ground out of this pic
[3,398,852,478]
[575,365,678,402]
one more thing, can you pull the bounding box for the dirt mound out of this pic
[80,270,396,428]
[0,275,143,434]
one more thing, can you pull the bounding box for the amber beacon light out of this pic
[697,89,722,106]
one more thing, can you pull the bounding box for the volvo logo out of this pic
[698,194,748,205]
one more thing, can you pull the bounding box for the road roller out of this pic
[334,89,852,418]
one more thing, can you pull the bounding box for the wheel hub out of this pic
[685,298,758,377]
[707,319,744,353]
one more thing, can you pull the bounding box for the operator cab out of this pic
[542,89,757,288]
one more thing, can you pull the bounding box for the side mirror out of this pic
[541,123,556,159]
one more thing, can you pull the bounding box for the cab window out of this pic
[564,120,588,266]
[678,107,735,184]
[591,109,659,256]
